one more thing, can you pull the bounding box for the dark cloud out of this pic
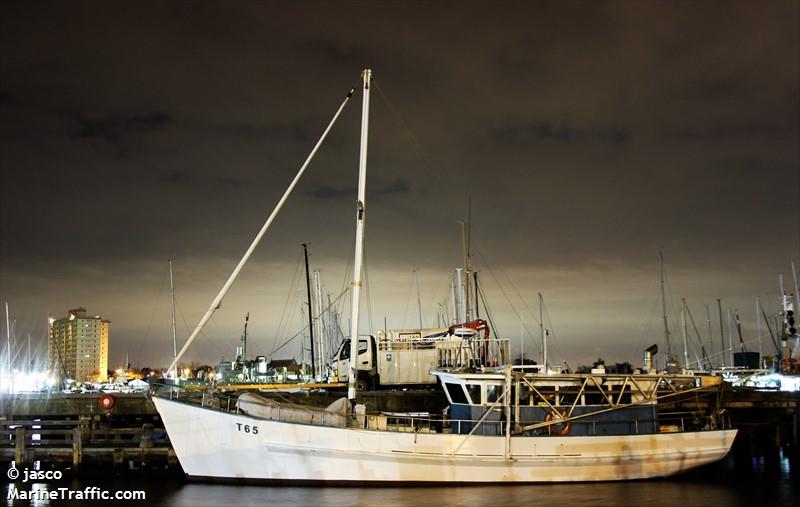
[494,122,629,145]
[308,178,410,200]
[0,0,797,368]
[73,111,171,143]
[664,122,796,141]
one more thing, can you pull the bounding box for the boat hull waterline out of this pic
[153,397,736,483]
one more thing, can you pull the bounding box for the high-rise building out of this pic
[48,307,109,382]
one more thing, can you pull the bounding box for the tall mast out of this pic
[473,272,480,319]
[5,302,10,374]
[461,221,468,321]
[242,312,249,360]
[793,262,800,319]
[717,299,725,367]
[726,308,734,366]
[681,298,689,369]
[414,270,423,329]
[302,243,316,378]
[539,293,546,370]
[705,304,714,362]
[169,260,178,366]
[166,84,355,375]
[659,251,672,359]
[456,268,466,323]
[314,270,327,379]
[450,274,457,324]
[347,69,372,401]
[734,310,746,352]
[756,297,763,360]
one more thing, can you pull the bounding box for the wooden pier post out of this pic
[14,427,25,464]
[140,423,154,449]
[72,427,82,467]
[113,448,125,470]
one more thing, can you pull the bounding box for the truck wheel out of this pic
[356,375,371,391]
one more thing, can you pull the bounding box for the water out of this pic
[4,447,797,506]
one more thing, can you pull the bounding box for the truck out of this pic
[329,319,507,389]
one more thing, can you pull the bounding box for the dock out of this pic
[1,392,174,469]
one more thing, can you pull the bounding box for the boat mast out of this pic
[450,274,457,325]
[756,297,762,360]
[242,312,249,361]
[460,221,468,322]
[793,262,800,320]
[704,304,714,364]
[414,269,423,329]
[717,299,725,367]
[347,68,372,401]
[5,302,10,375]
[166,84,356,376]
[302,243,316,377]
[726,308,734,366]
[539,293,546,370]
[473,272,480,319]
[314,270,327,379]
[169,259,178,367]
[681,298,689,369]
[659,251,672,360]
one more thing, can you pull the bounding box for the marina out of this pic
[2,1,798,504]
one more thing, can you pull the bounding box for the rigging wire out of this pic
[270,252,305,357]
[134,274,167,366]
[474,249,542,357]
[268,288,349,360]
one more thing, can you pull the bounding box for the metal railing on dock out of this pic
[1,417,173,468]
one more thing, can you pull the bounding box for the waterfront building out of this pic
[48,307,109,382]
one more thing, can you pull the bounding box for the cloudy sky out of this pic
[1,1,798,371]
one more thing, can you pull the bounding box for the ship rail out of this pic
[162,389,727,436]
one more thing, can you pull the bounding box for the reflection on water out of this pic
[4,448,797,507]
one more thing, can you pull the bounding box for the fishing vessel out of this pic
[153,69,737,483]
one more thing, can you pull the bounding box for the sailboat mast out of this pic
[726,308,734,366]
[314,270,327,378]
[539,293,545,370]
[659,251,672,358]
[681,298,689,369]
[347,69,372,400]
[5,302,10,374]
[756,297,763,360]
[793,262,800,319]
[717,299,725,367]
[242,312,249,360]
[411,270,422,329]
[303,243,316,378]
[461,221,468,322]
[169,260,178,365]
[704,304,714,364]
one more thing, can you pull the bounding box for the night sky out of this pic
[1,1,798,371]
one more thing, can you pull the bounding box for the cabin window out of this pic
[358,340,369,355]
[466,384,482,405]
[486,385,500,403]
[340,340,351,360]
[444,382,468,404]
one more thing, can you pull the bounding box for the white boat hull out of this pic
[154,397,737,483]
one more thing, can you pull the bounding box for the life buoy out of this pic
[98,393,115,411]
[545,409,572,436]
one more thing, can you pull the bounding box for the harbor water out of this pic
[4,443,797,506]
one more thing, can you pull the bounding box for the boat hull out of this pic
[153,396,736,483]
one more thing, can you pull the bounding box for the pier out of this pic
[1,392,174,469]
